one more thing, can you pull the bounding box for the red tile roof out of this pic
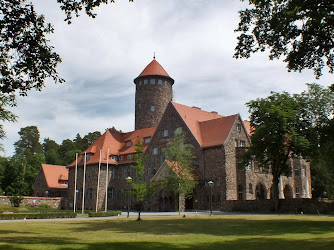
[165,160,201,181]
[172,102,239,147]
[68,126,156,167]
[243,120,252,136]
[199,115,239,147]
[41,164,68,189]
[138,59,170,77]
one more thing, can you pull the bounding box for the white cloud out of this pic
[1,0,332,156]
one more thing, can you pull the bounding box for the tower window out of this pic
[158,79,162,85]
[150,79,155,85]
[165,81,169,86]
[139,81,142,86]
[144,79,148,85]
[151,106,156,112]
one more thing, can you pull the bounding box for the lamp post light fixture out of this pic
[208,181,214,216]
[126,176,132,218]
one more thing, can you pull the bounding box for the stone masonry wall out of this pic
[135,76,173,130]
[0,196,62,209]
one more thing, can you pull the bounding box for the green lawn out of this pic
[1,215,334,249]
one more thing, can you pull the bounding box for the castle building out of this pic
[65,58,311,211]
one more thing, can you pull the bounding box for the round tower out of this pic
[134,58,174,130]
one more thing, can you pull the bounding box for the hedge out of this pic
[88,211,122,217]
[0,212,77,220]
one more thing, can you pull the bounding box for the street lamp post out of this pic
[208,181,214,216]
[126,176,132,218]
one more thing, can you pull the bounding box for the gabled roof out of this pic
[243,120,252,136]
[138,59,170,77]
[151,160,201,183]
[41,164,68,189]
[172,102,239,147]
[68,126,156,167]
[199,114,239,147]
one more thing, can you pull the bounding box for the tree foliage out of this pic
[14,126,43,161]
[126,138,157,221]
[235,0,334,78]
[244,91,310,208]
[162,129,196,212]
[0,0,64,96]
[57,0,134,24]
[295,84,334,198]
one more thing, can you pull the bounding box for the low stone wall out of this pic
[220,199,334,214]
[0,196,62,209]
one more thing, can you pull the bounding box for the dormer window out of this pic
[144,137,151,144]
[85,154,90,162]
[128,154,133,160]
[111,155,118,161]
[126,141,132,147]
[119,155,124,161]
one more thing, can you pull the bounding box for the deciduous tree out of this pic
[235,0,334,78]
[162,129,196,213]
[126,139,157,221]
[244,92,309,210]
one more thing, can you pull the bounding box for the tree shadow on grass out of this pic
[53,237,334,250]
[69,217,334,238]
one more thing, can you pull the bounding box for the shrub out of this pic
[88,211,122,217]
[9,196,23,207]
[0,212,77,220]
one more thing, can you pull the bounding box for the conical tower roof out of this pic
[134,58,174,85]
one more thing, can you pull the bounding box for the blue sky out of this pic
[2,0,332,156]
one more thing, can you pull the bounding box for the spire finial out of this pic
[153,52,156,60]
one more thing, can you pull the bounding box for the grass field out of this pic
[1,214,334,249]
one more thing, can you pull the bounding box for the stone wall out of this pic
[135,76,173,130]
[219,199,333,214]
[0,196,62,209]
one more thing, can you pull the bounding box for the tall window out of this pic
[235,139,238,147]
[249,183,253,194]
[238,185,243,200]
[152,147,158,155]
[87,188,93,199]
[151,106,156,112]
[295,186,300,198]
[240,140,246,147]
[294,166,300,176]
[236,124,242,132]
